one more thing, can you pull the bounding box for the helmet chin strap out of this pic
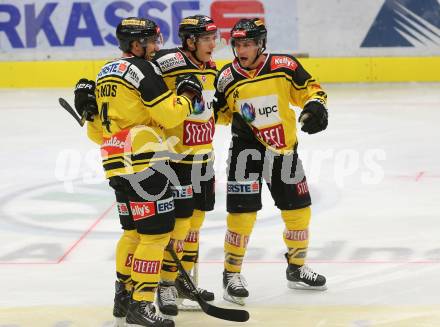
[235,43,266,70]
[188,36,204,65]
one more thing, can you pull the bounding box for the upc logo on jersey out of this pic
[117,202,129,216]
[156,197,174,214]
[361,0,440,47]
[156,51,186,72]
[132,259,160,274]
[296,179,309,196]
[237,95,281,127]
[252,124,286,149]
[129,201,156,221]
[270,56,298,71]
[183,117,215,146]
[98,61,128,78]
[240,103,256,122]
[227,181,260,194]
[171,185,193,199]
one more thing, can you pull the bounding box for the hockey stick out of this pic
[58,97,87,127]
[168,247,250,322]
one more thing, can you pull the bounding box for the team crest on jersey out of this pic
[117,202,129,216]
[240,103,256,122]
[155,52,186,72]
[270,56,298,71]
[217,67,234,93]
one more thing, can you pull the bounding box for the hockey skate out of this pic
[156,282,178,317]
[126,299,174,327]
[113,281,130,327]
[223,270,249,306]
[286,264,327,291]
[175,273,215,310]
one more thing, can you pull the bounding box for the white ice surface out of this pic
[0,83,439,326]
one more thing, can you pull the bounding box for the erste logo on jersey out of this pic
[217,67,234,93]
[129,201,156,221]
[227,180,260,194]
[171,185,193,199]
[156,51,186,72]
[98,60,128,79]
[156,197,174,214]
[270,56,298,71]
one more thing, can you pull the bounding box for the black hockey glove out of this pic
[74,78,98,121]
[175,74,204,114]
[298,100,328,134]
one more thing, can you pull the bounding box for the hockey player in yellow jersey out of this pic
[73,17,204,327]
[213,18,328,305]
[152,15,217,316]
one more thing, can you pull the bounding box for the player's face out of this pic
[194,32,217,62]
[233,39,259,68]
[139,34,163,60]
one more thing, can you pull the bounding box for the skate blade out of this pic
[223,291,246,306]
[176,298,202,311]
[287,281,328,291]
[113,317,126,327]
[157,310,176,320]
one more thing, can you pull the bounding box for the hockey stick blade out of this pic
[168,248,250,322]
[58,97,85,127]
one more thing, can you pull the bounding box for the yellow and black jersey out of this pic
[87,56,193,178]
[214,54,327,154]
[153,48,217,164]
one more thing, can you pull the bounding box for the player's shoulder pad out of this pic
[216,63,235,93]
[154,47,187,73]
[268,53,300,73]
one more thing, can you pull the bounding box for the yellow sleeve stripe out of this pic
[162,69,217,78]
[140,90,173,108]
[97,77,139,93]
[179,95,193,115]
[224,72,315,99]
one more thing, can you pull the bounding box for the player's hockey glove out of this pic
[298,100,328,134]
[175,74,204,115]
[74,78,98,121]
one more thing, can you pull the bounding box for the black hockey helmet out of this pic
[230,18,267,47]
[116,17,161,52]
[178,15,217,49]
